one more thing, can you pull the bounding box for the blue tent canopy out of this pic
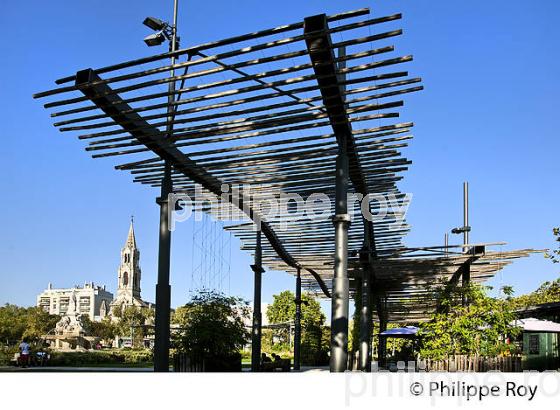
[379,326,419,338]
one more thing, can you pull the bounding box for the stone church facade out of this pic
[110,220,151,312]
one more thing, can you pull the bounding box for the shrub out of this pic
[48,349,152,366]
[0,346,18,366]
[173,290,250,359]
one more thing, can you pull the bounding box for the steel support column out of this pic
[377,308,388,368]
[462,263,471,306]
[293,267,302,371]
[359,246,372,371]
[153,0,179,372]
[330,141,351,372]
[154,165,173,371]
[251,229,264,372]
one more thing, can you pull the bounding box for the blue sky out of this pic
[1,0,559,315]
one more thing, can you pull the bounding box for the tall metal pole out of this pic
[293,267,302,371]
[462,181,471,306]
[251,229,264,372]
[154,0,179,373]
[463,181,469,247]
[330,137,350,372]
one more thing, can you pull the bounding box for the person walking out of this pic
[18,338,31,368]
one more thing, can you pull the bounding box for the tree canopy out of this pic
[506,228,560,309]
[111,306,154,347]
[265,290,328,365]
[507,278,560,309]
[545,227,560,264]
[81,315,117,343]
[0,304,59,343]
[266,290,325,328]
[172,290,250,358]
[418,284,520,359]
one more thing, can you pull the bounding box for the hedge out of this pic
[48,349,153,366]
[0,347,18,366]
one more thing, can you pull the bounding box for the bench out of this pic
[260,359,291,372]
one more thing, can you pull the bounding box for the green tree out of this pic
[545,227,560,264]
[349,286,361,353]
[508,278,560,309]
[23,307,60,341]
[503,227,560,308]
[173,290,250,358]
[506,227,560,307]
[418,284,520,360]
[0,304,28,343]
[500,285,515,299]
[114,306,154,347]
[81,316,117,343]
[0,304,59,344]
[266,290,325,329]
[266,290,327,365]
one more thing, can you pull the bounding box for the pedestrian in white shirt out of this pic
[18,338,31,368]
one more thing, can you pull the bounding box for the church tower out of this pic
[117,219,141,300]
[111,219,147,310]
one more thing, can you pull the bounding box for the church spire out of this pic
[126,216,137,248]
[113,217,144,305]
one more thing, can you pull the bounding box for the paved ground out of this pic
[1,365,329,372]
[0,366,153,372]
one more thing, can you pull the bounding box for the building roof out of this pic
[513,318,560,333]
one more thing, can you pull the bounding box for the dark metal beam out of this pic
[52,8,372,86]
[303,13,370,198]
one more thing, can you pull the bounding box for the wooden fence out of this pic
[417,355,522,372]
[173,352,242,372]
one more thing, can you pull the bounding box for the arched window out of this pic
[123,272,129,287]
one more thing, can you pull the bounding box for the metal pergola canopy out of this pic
[33,7,535,328]
[34,8,421,297]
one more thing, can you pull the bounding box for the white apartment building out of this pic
[37,282,113,322]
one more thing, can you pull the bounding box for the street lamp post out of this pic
[148,0,180,373]
[450,181,471,306]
